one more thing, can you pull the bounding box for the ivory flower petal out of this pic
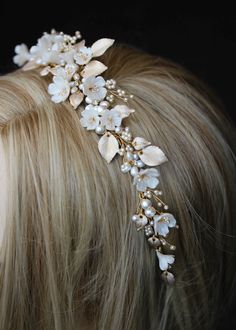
[112,105,135,119]
[82,76,107,101]
[132,137,151,150]
[91,38,115,57]
[156,251,175,271]
[74,46,93,65]
[81,60,108,78]
[133,168,160,192]
[48,76,70,103]
[80,107,100,130]
[13,44,30,66]
[100,109,122,131]
[139,146,168,166]
[153,212,177,237]
[98,132,119,163]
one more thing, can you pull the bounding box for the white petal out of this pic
[112,105,135,119]
[98,132,119,163]
[164,213,177,228]
[81,60,108,78]
[140,168,160,177]
[91,38,115,57]
[51,94,63,103]
[132,137,151,150]
[69,92,84,109]
[153,222,169,237]
[95,76,106,87]
[136,180,147,192]
[48,83,60,95]
[147,176,159,189]
[156,251,175,271]
[139,146,168,166]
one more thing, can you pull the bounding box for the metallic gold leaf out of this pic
[139,146,168,166]
[98,132,119,163]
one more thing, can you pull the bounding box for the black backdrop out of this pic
[0,3,236,328]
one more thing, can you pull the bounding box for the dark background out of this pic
[0,3,236,124]
[0,3,236,328]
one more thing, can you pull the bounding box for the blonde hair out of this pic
[0,44,235,330]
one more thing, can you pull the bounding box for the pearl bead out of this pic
[100,101,109,108]
[126,151,134,161]
[136,160,145,168]
[95,125,105,135]
[125,127,130,132]
[158,202,162,207]
[164,205,169,210]
[133,153,139,160]
[115,127,121,133]
[85,97,92,104]
[130,166,139,176]
[144,206,156,217]
[170,245,176,250]
[121,162,131,173]
[141,198,152,209]
[131,214,138,222]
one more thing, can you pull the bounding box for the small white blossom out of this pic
[100,109,122,130]
[51,64,78,80]
[133,168,160,192]
[82,76,107,101]
[74,46,93,65]
[80,105,100,130]
[48,76,70,103]
[153,213,176,237]
[59,48,77,65]
[30,34,62,65]
[156,251,175,271]
[13,44,30,66]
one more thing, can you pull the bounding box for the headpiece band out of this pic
[13,29,179,284]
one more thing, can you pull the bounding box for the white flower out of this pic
[133,168,160,192]
[100,109,122,130]
[59,48,77,64]
[51,64,78,80]
[80,105,100,130]
[156,251,175,271]
[48,76,70,103]
[82,76,107,101]
[153,213,176,237]
[74,46,93,65]
[30,34,61,65]
[13,44,30,66]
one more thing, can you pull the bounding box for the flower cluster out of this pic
[13,29,179,284]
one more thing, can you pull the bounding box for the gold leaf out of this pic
[81,60,108,78]
[69,92,84,109]
[91,38,115,57]
[98,132,119,163]
[139,146,168,166]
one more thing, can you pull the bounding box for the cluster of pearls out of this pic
[50,29,82,51]
[104,79,134,103]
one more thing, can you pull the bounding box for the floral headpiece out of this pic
[13,29,179,284]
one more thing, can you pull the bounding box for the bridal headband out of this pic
[13,29,179,284]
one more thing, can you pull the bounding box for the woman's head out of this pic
[0,44,235,330]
